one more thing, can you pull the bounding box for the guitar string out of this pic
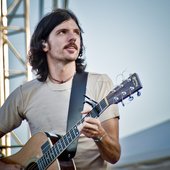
[25,129,81,170]
[26,116,89,169]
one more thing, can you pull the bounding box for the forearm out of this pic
[95,133,121,164]
[0,134,22,170]
[0,160,22,170]
[81,116,121,164]
[0,160,9,168]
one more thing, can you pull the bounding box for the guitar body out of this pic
[1,132,76,170]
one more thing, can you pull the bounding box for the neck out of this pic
[49,74,74,84]
[48,62,76,84]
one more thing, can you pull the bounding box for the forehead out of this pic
[53,19,79,31]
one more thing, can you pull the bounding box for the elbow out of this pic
[110,153,120,164]
[109,153,120,164]
[109,144,121,164]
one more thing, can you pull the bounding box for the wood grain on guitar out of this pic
[1,132,76,170]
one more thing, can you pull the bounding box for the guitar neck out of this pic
[36,98,110,169]
[83,98,110,119]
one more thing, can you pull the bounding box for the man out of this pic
[0,8,121,170]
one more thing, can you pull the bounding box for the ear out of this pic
[42,40,49,52]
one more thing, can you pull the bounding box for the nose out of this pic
[68,32,76,43]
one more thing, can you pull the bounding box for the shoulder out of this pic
[19,79,43,93]
[5,79,43,103]
[87,72,114,88]
[21,78,42,88]
[8,79,45,101]
[88,72,113,83]
[86,72,115,102]
[87,72,111,79]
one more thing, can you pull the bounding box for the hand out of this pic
[80,108,106,140]
[81,116,106,140]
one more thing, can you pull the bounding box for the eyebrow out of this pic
[55,27,80,33]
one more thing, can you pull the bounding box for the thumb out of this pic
[81,108,91,115]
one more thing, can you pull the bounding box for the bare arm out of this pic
[82,117,121,164]
[0,161,21,170]
[96,118,121,163]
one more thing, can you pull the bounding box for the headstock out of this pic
[107,73,143,106]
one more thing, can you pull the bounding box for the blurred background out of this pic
[0,0,170,169]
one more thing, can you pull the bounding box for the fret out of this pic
[95,99,109,117]
[100,98,108,109]
[47,150,53,163]
[49,147,56,159]
[90,109,98,118]
[63,134,69,146]
[60,138,66,149]
[73,125,80,137]
[37,158,44,170]
[87,99,108,119]
[45,152,50,165]
[41,156,45,168]
[89,105,100,118]
[57,140,63,153]
[95,104,101,114]
[78,117,84,125]
[70,128,76,139]
[98,102,103,111]
[41,140,50,155]
[41,156,47,169]
[53,144,59,156]
[66,132,72,143]
[76,126,80,135]
[44,152,49,163]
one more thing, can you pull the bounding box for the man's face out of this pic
[43,19,81,64]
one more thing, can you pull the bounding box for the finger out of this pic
[83,120,99,131]
[81,104,92,114]
[82,128,98,138]
[81,108,91,114]
[84,117,101,129]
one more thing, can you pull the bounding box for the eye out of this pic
[58,29,67,35]
[74,29,80,36]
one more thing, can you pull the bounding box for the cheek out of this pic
[50,41,62,51]
[77,39,81,50]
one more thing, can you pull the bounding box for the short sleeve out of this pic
[0,86,24,134]
[86,73,119,122]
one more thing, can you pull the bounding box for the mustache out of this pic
[64,42,78,50]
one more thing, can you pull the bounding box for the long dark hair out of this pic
[28,8,86,82]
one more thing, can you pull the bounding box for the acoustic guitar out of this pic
[1,73,143,170]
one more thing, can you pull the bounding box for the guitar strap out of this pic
[66,72,88,160]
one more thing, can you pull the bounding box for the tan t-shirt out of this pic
[0,72,119,170]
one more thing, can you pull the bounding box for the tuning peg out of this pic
[137,91,141,96]
[121,101,125,107]
[128,95,134,101]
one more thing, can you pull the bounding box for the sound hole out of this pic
[59,160,75,170]
[25,162,39,170]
